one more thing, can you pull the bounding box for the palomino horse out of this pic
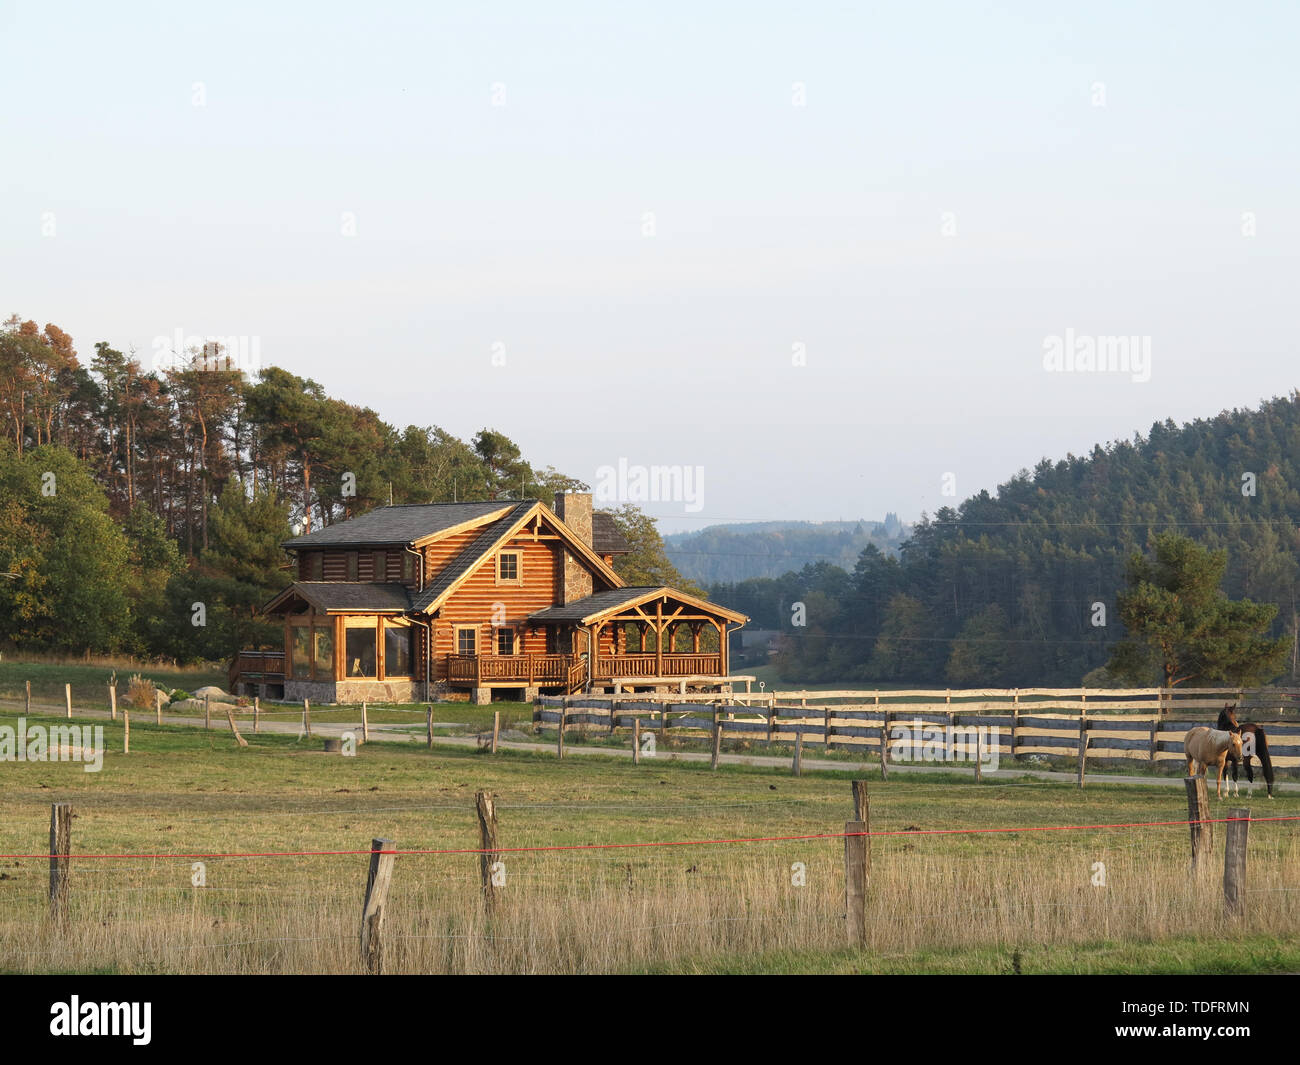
[1217,706,1276,799]
[1183,726,1243,799]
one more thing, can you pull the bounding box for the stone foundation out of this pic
[284,678,417,704]
[470,685,540,705]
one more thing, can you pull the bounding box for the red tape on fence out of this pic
[0,814,1296,860]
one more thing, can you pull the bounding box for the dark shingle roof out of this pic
[591,512,630,555]
[282,502,516,549]
[280,583,412,612]
[528,586,749,625]
[410,501,536,612]
[527,587,669,624]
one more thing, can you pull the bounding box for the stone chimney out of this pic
[554,492,594,604]
[554,492,593,546]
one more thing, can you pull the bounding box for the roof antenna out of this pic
[453,478,457,502]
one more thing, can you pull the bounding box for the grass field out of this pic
[1,704,1297,975]
[0,655,227,706]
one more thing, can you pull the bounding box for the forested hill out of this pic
[665,516,908,584]
[711,393,1300,686]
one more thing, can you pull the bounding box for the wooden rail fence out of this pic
[535,692,1300,771]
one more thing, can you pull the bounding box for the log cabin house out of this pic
[228,493,747,704]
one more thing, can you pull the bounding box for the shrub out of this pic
[126,674,157,710]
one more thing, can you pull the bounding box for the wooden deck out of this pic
[231,647,735,697]
[446,654,582,689]
[443,652,728,691]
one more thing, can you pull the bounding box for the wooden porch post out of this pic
[691,622,701,654]
[377,616,386,682]
[720,621,730,675]
[333,614,344,681]
[655,599,664,677]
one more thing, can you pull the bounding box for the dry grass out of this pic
[3,825,1297,974]
[125,674,157,711]
[1,713,1297,974]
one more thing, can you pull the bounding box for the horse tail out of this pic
[1253,725,1275,791]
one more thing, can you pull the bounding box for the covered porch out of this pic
[525,586,747,695]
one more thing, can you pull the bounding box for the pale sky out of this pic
[3,1,1297,532]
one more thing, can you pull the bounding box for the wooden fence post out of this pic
[360,838,396,974]
[852,779,869,822]
[767,705,776,747]
[973,727,982,783]
[879,709,890,782]
[254,696,260,734]
[122,707,130,754]
[49,802,71,924]
[1076,702,1087,788]
[109,684,117,721]
[1185,776,1211,873]
[824,707,832,752]
[1224,808,1249,916]
[204,695,211,730]
[65,683,72,719]
[155,689,162,725]
[557,706,566,760]
[359,700,367,744]
[426,705,434,749]
[792,729,803,777]
[491,710,500,755]
[476,790,499,913]
[633,716,641,765]
[25,679,31,715]
[303,699,311,739]
[1011,689,1019,761]
[1149,715,1159,762]
[711,705,722,770]
[845,818,868,946]
[225,706,248,748]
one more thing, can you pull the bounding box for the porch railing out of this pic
[446,654,575,685]
[594,653,723,679]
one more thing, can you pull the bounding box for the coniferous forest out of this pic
[708,395,1300,686]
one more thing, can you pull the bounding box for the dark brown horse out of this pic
[1218,706,1275,799]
